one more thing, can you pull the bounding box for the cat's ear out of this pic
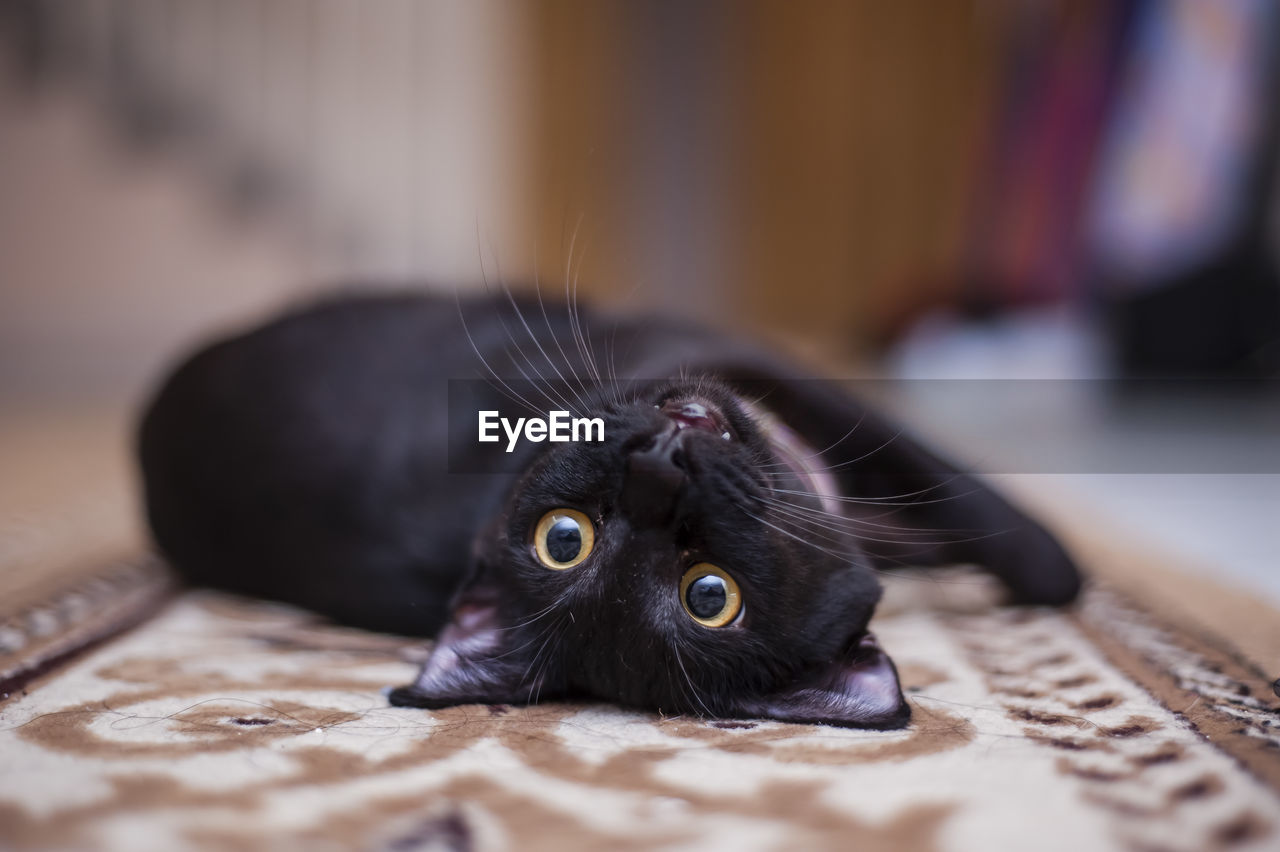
[387,574,552,709]
[726,633,910,729]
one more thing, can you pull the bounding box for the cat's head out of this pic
[390,377,908,728]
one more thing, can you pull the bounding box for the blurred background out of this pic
[1,1,1277,601]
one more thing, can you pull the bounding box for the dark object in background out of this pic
[137,293,1081,728]
[892,2,1280,382]
[1089,1,1280,379]
[1108,250,1280,377]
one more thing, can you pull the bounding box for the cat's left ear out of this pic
[726,633,909,729]
[387,572,554,709]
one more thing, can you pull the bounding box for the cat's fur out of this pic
[138,292,1080,729]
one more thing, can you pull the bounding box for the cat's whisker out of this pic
[757,428,908,477]
[480,584,578,664]
[765,479,980,508]
[756,412,868,470]
[475,233,585,418]
[752,494,1020,577]
[572,245,607,389]
[605,275,649,408]
[453,289,548,419]
[604,326,625,408]
[453,277,549,418]
[495,335,577,417]
[743,503,958,575]
[506,246,602,417]
[494,599,564,635]
[571,279,605,391]
[759,497,996,549]
[499,292,586,419]
[754,505,860,549]
[613,311,657,407]
[758,497,948,552]
[672,639,714,718]
[744,467,976,560]
[757,496,942,541]
[741,384,778,410]
[518,610,568,686]
[529,613,570,705]
[736,506,863,563]
[661,653,682,717]
[563,218,605,391]
[478,620,560,676]
[529,247,594,415]
[757,493,983,538]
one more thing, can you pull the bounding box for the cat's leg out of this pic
[734,373,1082,605]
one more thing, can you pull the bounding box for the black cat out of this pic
[138,292,1080,729]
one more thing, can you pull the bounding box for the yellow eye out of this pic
[534,509,595,569]
[679,563,742,628]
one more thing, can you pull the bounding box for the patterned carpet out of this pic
[0,413,1277,850]
[1,560,1277,851]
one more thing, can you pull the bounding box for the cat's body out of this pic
[139,291,1080,729]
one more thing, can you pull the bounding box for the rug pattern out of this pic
[1,574,1277,851]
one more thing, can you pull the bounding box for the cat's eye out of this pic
[533,509,595,570]
[679,563,742,628]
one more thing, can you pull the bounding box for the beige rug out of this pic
[1,411,1277,851]
[1,561,1277,851]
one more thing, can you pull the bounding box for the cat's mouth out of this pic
[657,394,840,514]
[660,398,733,441]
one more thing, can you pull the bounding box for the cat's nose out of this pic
[619,428,685,527]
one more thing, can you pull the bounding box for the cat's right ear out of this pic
[725,633,910,729]
[387,570,553,709]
